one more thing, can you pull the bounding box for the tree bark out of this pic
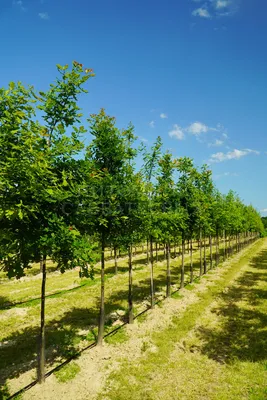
[209,235,212,270]
[97,234,105,346]
[128,246,133,324]
[38,255,46,384]
[199,228,203,276]
[146,238,149,265]
[156,242,158,263]
[114,247,118,275]
[190,237,193,283]
[166,242,171,297]
[181,237,185,288]
[203,231,207,274]
[149,236,154,309]
[216,232,219,267]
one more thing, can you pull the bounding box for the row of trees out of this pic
[0,62,264,383]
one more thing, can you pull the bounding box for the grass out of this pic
[98,239,267,400]
[54,362,81,383]
[0,238,254,397]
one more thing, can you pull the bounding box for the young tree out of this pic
[0,62,95,382]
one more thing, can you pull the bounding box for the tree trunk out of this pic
[181,237,185,288]
[209,235,212,270]
[156,242,158,263]
[146,238,149,265]
[114,247,118,275]
[38,255,46,384]
[203,231,207,274]
[166,242,171,297]
[190,238,193,283]
[128,246,133,324]
[199,228,203,276]
[149,236,154,309]
[216,232,219,267]
[97,234,105,346]
[223,230,226,260]
[174,242,177,258]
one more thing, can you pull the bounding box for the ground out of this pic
[3,238,265,400]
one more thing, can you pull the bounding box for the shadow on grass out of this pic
[195,248,267,364]
[0,240,255,397]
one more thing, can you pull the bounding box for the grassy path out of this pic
[15,238,266,400]
[97,238,267,400]
[0,238,256,398]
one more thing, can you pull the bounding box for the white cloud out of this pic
[38,12,49,20]
[169,124,185,140]
[138,136,148,143]
[261,208,267,213]
[209,148,260,163]
[214,171,238,179]
[13,0,26,11]
[149,120,155,128]
[187,122,209,135]
[160,113,168,119]
[192,7,211,18]
[214,0,230,9]
[208,139,224,147]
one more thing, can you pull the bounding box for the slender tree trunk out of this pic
[190,237,193,283]
[216,232,219,267]
[209,235,212,270]
[149,236,154,309]
[174,242,177,258]
[146,238,149,265]
[38,255,46,384]
[142,244,144,253]
[97,234,105,346]
[203,231,207,274]
[181,237,185,288]
[156,242,158,263]
[166,242,171,297]
[223,230,226,260]
[199,228,203,276]
[114,247,118,275]
[128,246,133,324]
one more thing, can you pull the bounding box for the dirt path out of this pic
[21,239,267,400]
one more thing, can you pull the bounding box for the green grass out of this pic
[0,238,255,397]
[98,239,267,400]
[54,362,81,383]
[105,327,128,345]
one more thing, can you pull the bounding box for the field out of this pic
[1,237,266,399]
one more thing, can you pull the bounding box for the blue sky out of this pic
[1,0,267,213]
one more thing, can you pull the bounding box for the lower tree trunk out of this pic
[128,246,133,324]
[199,228,203,276]
[149,236,154,309]
[223,230,226,260]
[156,242,158,263]
[38,255,46,384]
[203,232,207,274]
[114,247,118,275]
[216,233,219,267]
[209,235,212,269]
[181,238,185,288]
[97,235,105,346]
[190,238,193,283]
[146,238,149,265]
[174,242,177,258]
[166,242,171,297]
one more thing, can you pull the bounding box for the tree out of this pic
[0,62,95,382]
[84,109,139,344]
